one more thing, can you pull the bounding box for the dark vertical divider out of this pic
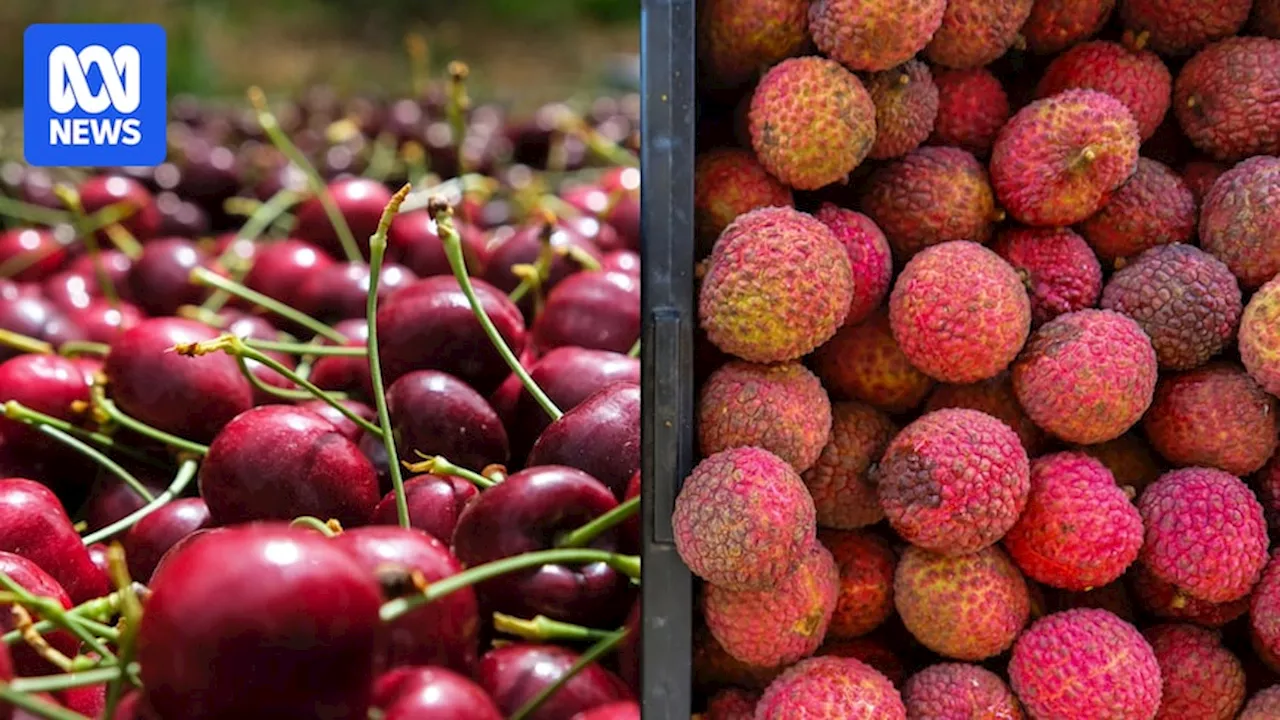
[639,0,696,716]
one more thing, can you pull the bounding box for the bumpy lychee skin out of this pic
[888,242,1031,384]
[1182,160,1227,204]
[821,530,896,640]
[755,656,906,720]
[1175,38,1280,162]
[698,207,854,364]
[1022,0,1116,55]
[895,545,1030,661]
[1100,244,1242,370]
[1130,563,1249,628]
[1138,467,1269,603]
[1012,309,1158,445]
[1242,275,1280,397]
[1242,687,1280,720]
[1004,452,1144,591]
[1119,0,1250,56]
[990,89,1141,227]
[693,149,794,256]
[697,0,810,89]
[1199,156,1280,291]
[698,361,833,474]
[1142,364,1278,477]
[672,447,816,591]
[1256,557,1280,692]
[1075,432,1163,496]
[1080,158,1197,264]
[877,408,1031,555]
[865,61,940,160]
[1010,609,1162,720]
[861,146,1000,260]
[808,0,946,73]
[993,226,1103,327]
[924,0,1034,69]
[802,402,896,529]
[1036,40,1172,141]
[924,373,1046,456]
[902,664,1024,720]
[1144,624,1246,720]
[814,203,892,327]
[703,544,838,668]
[693,626,783,692]
[811,310,935,415]
[748,57,877,190]
[1253,455,1280,535]
[706,688,757,719]
[928,68,1010,156]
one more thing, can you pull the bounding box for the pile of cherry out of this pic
[0,78,643,720]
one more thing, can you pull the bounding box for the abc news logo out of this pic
[47,44,144,147]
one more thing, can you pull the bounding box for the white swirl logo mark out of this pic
[47,44,141,114]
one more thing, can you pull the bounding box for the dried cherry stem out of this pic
[447,61,472,175]
[101,545,141,716]
[188,266,347,344]
[493,613,613,643]
[89,385,210,457]
[510,627,631,720]
[367,185,414,529]
[248,86,362,263]
[201,189,305,313]
[82,458,199,545]
[0,684,91,720]
[58,341,111,357]
[10,666,125,694]
[557,496,639,549]
[244,339,367,357]
[12,605,74,671]
[432,198,563,421]
[403,453,496,489]
[1,401,166,469]
[0,328,54,355]
[289,516,342,537]
[0,572,116,664]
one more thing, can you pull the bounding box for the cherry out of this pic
[56,684,105,717]
[0,551,76,677]
[372,667,502,720]
[332,526,479,673]
[78,174,160,242]
[137,524,384,719]
[63,300,143,344]
[0,294,86,361]
[222,311,278,342]
[506,348,639,459]
[86,542,109,576]
[297,398,376,443]
[386,370,509,470]
[296,261,418,322]
[198,405,380,527]
[108,691,147,720]
[616,598,640,693]
[482,223,603,318]
[452,466,630,626]
[488,346,541,422]
[376,275,528,395]
[0,642,10,720]
[293,177,394,259]
[309,339,374,401]
[38,272,95,311]
[381,99,425,143]
[126,238,215,316]
[597,167,641,250]
[533,270,639,354]
[0,478,110,603]
[359,432,393,493]
[123,498,213,583]
[0,354,90,451]
[563,214,625,255]
[600,250,640,277]
[619,471,641,554]
[154,192,211,238]
[527,382,640,500]
[10,165,60,209]
[78,469,168,532]
[477,644,634,720]
[174,140,241,212]
[103,318,254,443]
[210,233,258,269]
[370,474,478,544]
[330,317,370,343]
[0,229,67,282]
[571,702,642,720]
[65,249,135,291]
[387,211,488,278]
[243,239,335,309]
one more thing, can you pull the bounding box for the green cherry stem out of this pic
[0,683,92,720]
[0,328,54,355]
[367,184,413,529]
[244,339,367,357]
[2,401,168,470]
[30,422,156,502]
[10,665,123,693]
[509,627,631,720]
[557,496,639,549]
[626,338,640,359]
[402,453,496,489]
[233,354,339,404]
[58,341,112,357]
[188,266,347,344]
[0,572,116,665]
[0,197,72,226]
[89,386,210,457]
[431,198,563,421]
[446,62,472,176]
[201,188,305,313]
[289,516,340,537]
[101,545,141,717]
[492,613,614,643]
[82,458,199,545]
[248,86,362,263]
[2,586,139,646]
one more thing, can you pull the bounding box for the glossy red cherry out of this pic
[85,542,108,577]
[386,370,509,470]
[372,667,502,720]
[126,238,214,316]
[174,140,240,212]
[386,211,488,278]
[0,354,90,451]
[295,261,418,322]
[620,471,641,554]
[532,270,639,355]
[600,250,640,276]
[571,701,642,720]
[56,684,105,718]
[62,299,143,344]
[528,382,640,500]
[482,223,603,319]
[0,294,86,361]
[198,405,380,527]
[506,348,639,459]
[64,249,135,288]
[76,471,166,533]
[78,174,160,242]
[103,318,254,443]
[122,498,213,583]
[370,474,478,544]
[294,177,394,259]
[243,238,335,309]
[154,192,211,238]
[0,478,109,603]
[0,551,76,677]
[137,524,384,719]
[477,644,634,720]
[296,398,375,443]
[0,229,67,282]
[332,526,479,673]
[309,339,374,401]
[616,598,640,693]
[0,641,11,720]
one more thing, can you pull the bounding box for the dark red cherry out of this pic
[126,238,214,316]
[571,701,641,720]
[198,405,380,527]
[332,526,479,673]
[562,214,624,255]
[222,311,278,342]
[620,471,641,554]
[0,354,90,451]
[0,294,86,361]
[477,644,634,720]
[63,299,143,344]
[175,140,240,210]
[243,239,335,309]
[295,261,418,322]
[309,340,374,401]
[78,472,167,533]
[330,318,369,343]
[386,370,509,471]
[137,524,384,720]
[506,348,639,459]
[10,165,60,209]
[0,229,67,282]
[296,398,375,443]
[370,474,478,544]
[0,478,110,603]
[616,598,640,693]
[386,211,488,278]
[372,667,502,720]
[209,233,257,269]
[39,272,94,311]
[527,383,640,501]
[359,432,393,493]
[532,270,639,355]
[293,177,394,259]
[123,498,213,583]
[597,167,641,251]
[482,223,603,319]
[104,318,254,443]
[600,250,640,276]
[0,551,76,677]
[78,174,160,242]
[65,248,134,283]
[56,684,105,717]
[153,191,211,238]
[252,162,309,202]
[376,276,527,395]
[488,346,540,423]
[451,466,630,625]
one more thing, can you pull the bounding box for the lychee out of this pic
[1182,159,1227,204]
[1080,158,1197,265]
[993,226,1103,327]
[813,203,892,327]
[1252,454,1280,535]
[693,149,794,256]
[924,372,1046,456]
[1255,555,1280,682]
[865,61,940,160]
[1035,39,1172,141]
[808,0,946,73]
[1241,274,1280,397]
[927,67,1010,156]
[754,656,906,720]
[693,626,783,692]
[1199,155,1280,291]
[802,402,896,530]
[811,310,935,415]
[1144,623,1246,720]
[1119,0,1251,55]
[1174,37,1280,162]
[902,664,1024,720]
[821,529,896,640]
[1075,432,1163,496]
[924,0,1034,69]
[1022,0,1116,55]
[697,0,810,89]
[1130,563,1250,628]
[706,688,757,719]
[1242,687,1280,720]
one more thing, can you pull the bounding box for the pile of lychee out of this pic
[681,0,1280,716]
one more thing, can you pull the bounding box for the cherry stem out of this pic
[59,341,111,357]
[493,613,613,643]
[201,189,305,313]
[188,266,347,344]
[0,196,71,226]
[0,572,116,665]
[555,111,640,169]
[627,338,640,358]
[10,665,123,693]
[30,422,156,502]
[233,354,339,404]
[380,549,640,622]
[289,516,340,537]
[90,385,211,457]
[447,61,472,176]
[248,86,362,263]
[0,327,53,355]
[244,339,367,357]
[398,174,498,214]
[432,199,563,421]
[2,586,139,646]
[405,32,431,97]
[402,453,496,489]
[364,134,399,183]
[508,212,557,305]
[557,496,639,549]
[510,627,631,720]
[54,186,121,310]
[367,184,414,530]
[101,544,141,716]
[402,141,429,187]
[0,683,92,720]
[2,400,167,470]
[82,458,199,545]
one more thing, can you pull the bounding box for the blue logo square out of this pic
[23,24,168,168]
